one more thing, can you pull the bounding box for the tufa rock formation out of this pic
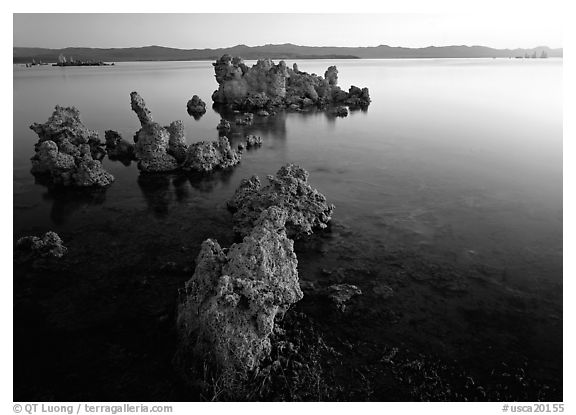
[186,95,207,118]
[235,112,254,126]
[29,106,114,187]
[216,118,232,135]
[104,130,135,162]
[238,135,263,152]
[245,134,263,148]
[130,92,181,172]
[181,136,241,173]
[332,106,349,117]
[16,231,68,259]
[130,92,242,173]
[166,120,188,163]
[227,164,334,239]
[211,55,371,112]
[176,207,303,383]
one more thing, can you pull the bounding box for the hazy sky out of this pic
[13,13,562,49]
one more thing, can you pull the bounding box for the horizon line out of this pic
[13,43,563,50]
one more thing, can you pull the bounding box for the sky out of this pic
[13,13,563,50]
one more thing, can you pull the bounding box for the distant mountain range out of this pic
[13,43,563,64]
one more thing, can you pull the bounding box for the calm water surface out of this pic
[13,58,563,400]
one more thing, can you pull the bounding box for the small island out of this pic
[52,53,114,67]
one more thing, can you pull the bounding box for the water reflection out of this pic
[38,182,108,225]
[186,169,234,193]
[137,174,172,218]
[212,104,288,139]
[137,169,235,218]
[187,110,204,121]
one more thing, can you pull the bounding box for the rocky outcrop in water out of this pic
[104,130,135,161]
[245,135,263,148]
[235,112,254,126]
[211,55,371,112]
[29,106,114,187]
[324,66,338,86]
[176,207,303,383]
[346,85,371,108]
[332,106,349,117]
[186,95,207,118]
[216,119,231,135]
[237,135,263,152]
[227,164,334,239]
[212,55,288,107]
[129,92,244,174]
[326,284,362,312]
[166,121,188,163]
[181,136,241,173]
[16,231,67,259]
[130,92,181,172]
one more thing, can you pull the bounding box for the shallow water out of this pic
[13,58,563,400]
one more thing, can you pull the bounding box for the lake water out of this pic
[13,58,563,400]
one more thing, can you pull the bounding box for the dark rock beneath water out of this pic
[181,136,241,173]
[326,284,362,312]
[186,95,207,118]
[16,231,67,259]
[176,207,303,384]
[29,106,114,187]
[372,282,394,299]
[227,164,334,239]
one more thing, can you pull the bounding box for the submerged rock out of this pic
[130,92,181,172]
[326,284,362,312]
[176,207,303,383]
[186,95,207,118]
[227,164,334,239]
[16,231,67,259]
[245,134,263,148]
[104,130,135,161]
[211,55,371,111]
[29,106,114,187]
[181,136,241,173]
